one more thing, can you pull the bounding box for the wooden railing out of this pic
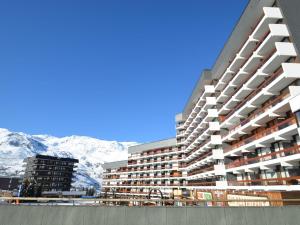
[226,145,300,169]
[186,151,212,167]
[223,92,290,139]
[114,183,184,187]
[228,176,300,186]
[224,65,282,121]
[186,123,209,145]
[188,165,215,176]
[187,181,216,186]
[224,116,297,153]
[185,112,208,137]
[117,167,174,173]
[186,139,209,157]
[128,174,183,179]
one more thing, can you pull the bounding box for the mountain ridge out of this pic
[0,128,138,190]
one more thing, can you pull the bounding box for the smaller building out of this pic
[23,154,79,192]
[0,176,21,191]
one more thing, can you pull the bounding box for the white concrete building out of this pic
[103,0,300,198]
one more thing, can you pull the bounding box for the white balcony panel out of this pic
[241,52,263,73]
[212,149,224,160]
[216,93,229,103]
[239,37,258,58]
[228,54,246,72]
[260,42,297,74]
[251,64,300,108]
[204,85,215,94]
[220,69,235,83]
[205,96,217,107]
[211,135,222,145]
[214,165,226,176]
[246,70,270,90]
[222,84,237,100]
[209,122,220,131]
[215,82,227,93]
[290,94,300,113]
[256,24,290,56]
[267,63,300,93]
[215,69,234,92]
[207,108,218,118]
[251,7,283,40]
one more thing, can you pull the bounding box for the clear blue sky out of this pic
[0,0,248,142]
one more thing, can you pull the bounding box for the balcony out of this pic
[220,43,296,120]
[215,7,283,93]
[182,85,215,129]
[185,135,222,162]
[185,121,220,147]
[222,62,299,129]
[130,148,184,161]
[251,7,283,40]
[186,181,216,186]
[187,165,215,177]
[109,183,184,188]
[184,97,217,136]
[226,145,300,170]
[224,116,298,155]
[228,176,300,186]
[185,151,213,168]
[223,91,291,142]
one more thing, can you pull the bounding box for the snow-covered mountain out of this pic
[0,128,138,190]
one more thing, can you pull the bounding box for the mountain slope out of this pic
[0,128,137,189]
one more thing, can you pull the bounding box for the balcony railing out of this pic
[215,14,271,94]
[226,145,300,169]
[186,123,209,146]
[186,151,212,168]
[224,116,297,153]
[116,166,175,173]
[223,66,283,121]
[128,174,183,179]
[111,183,184,187]
[228,176,300,186]
[186,139,209,157]
[222,92,290,139]
[188,165,214,176]
[186,181,216,186]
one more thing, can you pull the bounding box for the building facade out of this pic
[0,176,21,191]
[103,0,300,198]
[102,139,186,198]
[24,155,78,192]
[177,0,300,192]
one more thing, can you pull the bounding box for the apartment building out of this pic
[103,0,300,198]
[102,139,186,198]
[0,176,21,191]
[24,155,78,192]
[177,0,300,192]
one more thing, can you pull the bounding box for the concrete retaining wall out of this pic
[0,205,300,225]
